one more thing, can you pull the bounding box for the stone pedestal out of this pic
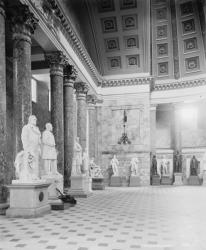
[92,178,105,190]
[174,173,183,185]
[151,175,160,185]
[41,174,64,210]
[110,176,121,187]
[69,175,92,197]
[188,176,200,186]
[6,182,51,218]
[202,171,206,186]
[0,203,9,215]
[161,175,172,185]
[129,176,141,187]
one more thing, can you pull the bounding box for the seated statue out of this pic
[130,157,139,176]
[71,137,82,176]
[89,158,103,178]
[15,115,41,182]
[151,155,158,175]
[174,151,182,173]
[110,155,119,176]
[190,155,199,176]
[42,123,61,177]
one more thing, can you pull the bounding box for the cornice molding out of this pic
[154,78,206,91]
[101,77,154,88]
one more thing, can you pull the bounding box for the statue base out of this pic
[129,176,141,187]
[110,176,121,187]
[188,176,200,185]
[6,182,51,218]
[69,175,92,197]
[41,174,64,210]
[92,178,105,190]
[174,173,183,185]
[151,175,160,185]
[161,175,172,185]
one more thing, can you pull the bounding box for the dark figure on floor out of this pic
[174,151,182,173]
[151,155,158,175]
[190,155,199,176]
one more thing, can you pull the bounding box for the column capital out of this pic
[45,51,67,77]
[64,63,78,86]
[86,94,98,105]
[0,0,5,17]
[10,4,38,43]
[74,82,89,97]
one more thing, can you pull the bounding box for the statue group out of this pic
[15,115,61,182]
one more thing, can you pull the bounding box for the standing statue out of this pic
[174,151,182,173]
[130,157,139,176]
[82,148,89,176]
[110,155,119,176]
[15,115,41,182]
[151,155,157,175]
[42,123,61,176]
[190,155,199,176]
[71,137,82,176]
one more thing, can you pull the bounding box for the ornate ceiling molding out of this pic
[101,77,154,88]
[154,78,206,91]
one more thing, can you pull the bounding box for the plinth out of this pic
[188,176,200,185]
[174,173,183,185]
[151,175,160,185]
[129,176,141,187]
[110,176,121,187]
[69,175,92,197]
[41,174,64,210]
[161,175,172,185]
[92,178,105,190]
[6,182,51,218]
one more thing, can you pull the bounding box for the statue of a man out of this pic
[190,155,199,176]
[151,155,157,175]
[174,151,182,173]
[130,157,139,176]
[110,155,119,176]
[42,123,61,176]
[72,137,82,176]
[15,115,41,182]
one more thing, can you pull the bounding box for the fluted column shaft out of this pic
[45,51,67,176]
[63,64,77,187]
[11,5,38,154]
[74,82,89,152]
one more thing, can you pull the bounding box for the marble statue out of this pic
[71,137,82,176]
[110,155,119,176]
[82,148,89,176]
[89,158,103,178]
[174,151,182,173]
[42,123,61,177]
[130,157,139,176]
[160,159,170,176]
[15,115,41,182]
[190,155,199,176]
[151,155,157,175]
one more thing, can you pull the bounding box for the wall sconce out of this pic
[117,110,131,144]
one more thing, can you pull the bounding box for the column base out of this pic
[110,176,121,187]
[6,182,51,218]
[129,176,141,187]
[174,173,183,185]
[69,175,92,198]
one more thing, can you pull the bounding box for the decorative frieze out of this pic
[101,77,153,88]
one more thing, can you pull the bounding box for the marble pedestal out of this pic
[188,176,200,185]
[174,173,183,185]
[41,174,64,210]
[202,171,206,186]
[6,182,51,218]
[92,178,105,190]
[161,176,172,185]
[129,176,141,187]
[110,176,121,187]
[151,175,160,185]
[69,175,92,197]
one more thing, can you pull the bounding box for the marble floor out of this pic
[1,186,206,250]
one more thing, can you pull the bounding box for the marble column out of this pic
[74,82,89,151]
[150,105,157,154]
[11,5,38,154]
[87,95,97,160]
[171,104,182,152]
[0,0,7,199]
[45,51,67,176]
[63,64,77,187]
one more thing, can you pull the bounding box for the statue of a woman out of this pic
[130,157,139,176]
[110,155,119,176]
